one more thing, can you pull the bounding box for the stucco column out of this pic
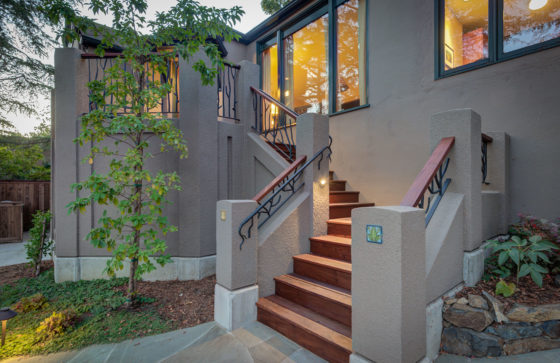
[237,61,260,136]
[430,109,483,251]
[177,54,219,258]
[214,200,259,331]
[351,206,426,363]
[296,113,330,237]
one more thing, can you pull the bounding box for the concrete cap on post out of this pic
[216,200,258,290]
[351,206,426,363]
[430,109,482,252]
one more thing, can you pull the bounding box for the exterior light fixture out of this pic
[320,178,327,186]
[0,307,17,346]
[529,0,547,10]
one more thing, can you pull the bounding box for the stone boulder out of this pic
[482,291,509,323]
[503,337,560,355]
[443,303,494,332]
[484,322,542,341]
[441,327,503,357]
[468,294,489,310]
[506,304,560,323]
[538,320,560,339]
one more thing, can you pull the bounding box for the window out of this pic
[259,0,368,115]
[437,0,560,77]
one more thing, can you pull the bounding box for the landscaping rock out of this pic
[538,320,560,339]
[443,303,494,332]
[483,291,509,323]
[506,304,560,323]
[502,337,560,355]
[456,297,468,305]
[444,298,457,305]
[484,322,542,340]
[468,294,489,310]
[441,326,503,358]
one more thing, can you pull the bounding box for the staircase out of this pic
[256,171,375,363]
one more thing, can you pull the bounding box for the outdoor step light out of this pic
[0,307,17,346]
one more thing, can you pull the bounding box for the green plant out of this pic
[495,279,516,297]
[36,309,78,341]
[66,0,243,306]
[487,235,558,287]
[12,293,49,313]
[25,210,53,276]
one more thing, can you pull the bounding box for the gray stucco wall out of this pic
[246,0,560,222]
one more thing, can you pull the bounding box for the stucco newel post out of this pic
[214,200,259,331]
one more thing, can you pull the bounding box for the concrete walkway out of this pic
[3,321,326,363]
[0,233,52,267]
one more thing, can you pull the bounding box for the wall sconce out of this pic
[0,307,17,346]
[529,0,547,10]
[319,178,327,187]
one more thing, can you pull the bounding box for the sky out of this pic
[9,0,268,134]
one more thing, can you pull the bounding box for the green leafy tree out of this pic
[67,0,243,306]
[0,0,86,131]
[261,0,292,15]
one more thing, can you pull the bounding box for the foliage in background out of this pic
[0,0,88,131]
[67,0,243,306]
[0,269,170,359]
[495,279,516,297]
[486,235,558,288]
[25,210,54,276]
[36,309,79,341]
[261,0,292,15]
[0,120,51,180]
[12,293,49,313]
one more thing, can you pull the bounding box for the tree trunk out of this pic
[34,219,47,277]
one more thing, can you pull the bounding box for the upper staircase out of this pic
[256,171,375,363]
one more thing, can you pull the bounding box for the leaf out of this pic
[530,263,548,274]
[530,270,543,287]
[508,248,520,266]
[518,263,531,277]
[528,235,542,243]
[498,250,509,265]
[495,280,516,297]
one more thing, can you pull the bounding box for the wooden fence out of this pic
[0,181,50,231]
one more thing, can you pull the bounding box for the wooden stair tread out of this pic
[258,295,353,341]
[328,217,352,225]
[293,254,352,273]
[310,235,351,246]
[275,274,352,307]
[329,202,375,208]
[329,191,359,195]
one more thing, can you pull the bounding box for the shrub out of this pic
[509,214,560,244]
[486,235,558,287]
[24,210,53,277]
[36,309,78,341]
[12,293,49,313]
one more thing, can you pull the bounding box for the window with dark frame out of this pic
[259,0,368,116]
[437,0,560,78]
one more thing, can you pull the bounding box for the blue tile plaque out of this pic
[366,224,383,244]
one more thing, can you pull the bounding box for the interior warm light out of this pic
[319,178,327,186]
[285,90,290,97]
[529,0,547,10]
[271,104,278,116]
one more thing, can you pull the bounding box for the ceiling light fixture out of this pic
[529,0,547,10]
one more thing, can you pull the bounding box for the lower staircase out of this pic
[256,171,375,363]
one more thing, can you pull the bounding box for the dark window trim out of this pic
[257,0,369,115]
[435,0,560,79]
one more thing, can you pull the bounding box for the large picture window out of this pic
[259,0,367,115]
[437,0,560,77]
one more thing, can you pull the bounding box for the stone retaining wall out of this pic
[441,293,560,357]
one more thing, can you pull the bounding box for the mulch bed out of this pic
[455,274,560,312]
[1,262,216,330]
[0,261,54,285]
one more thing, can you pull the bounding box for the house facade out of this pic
[53,0,559,361]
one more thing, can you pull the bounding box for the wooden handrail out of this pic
[253,155,307,203]
[401,137,455,207]
[482,133,493,143]
[250,86,299,119]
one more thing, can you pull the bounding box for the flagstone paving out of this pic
[2,321,327,363]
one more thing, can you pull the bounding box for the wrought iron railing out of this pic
[401,137,455,226]
[481,133,493,185]
[82,53,180,116]
[217,62,240,121]
[251,87,298,163]
[238,136,332,249]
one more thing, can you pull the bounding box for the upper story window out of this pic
[260,0,367,115]
[437,0,560,77]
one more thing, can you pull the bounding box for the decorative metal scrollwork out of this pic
[217,63,240,121]
[418,158,451,226]
[481,139,489,185]
[238,137,332,249]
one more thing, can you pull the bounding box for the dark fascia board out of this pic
[237,0,317,44]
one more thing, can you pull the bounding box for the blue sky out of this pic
[10,0,267,134]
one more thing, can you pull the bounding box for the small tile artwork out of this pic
[366,224,383,244]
